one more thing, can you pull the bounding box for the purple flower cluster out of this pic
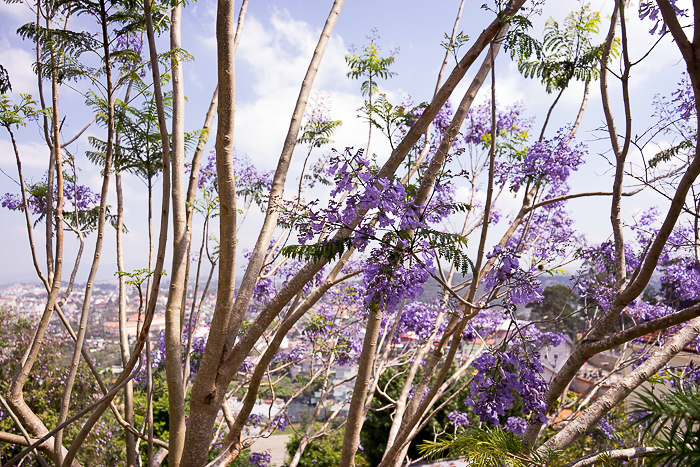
[661,257,700,302]
[447,410,470,428]
[588,415,614,439]
[194,152,273,209]
[499,128,585,193]
[334,323,364,366]
[507,195,580,263]
[639,0,688,35]
[249,245,327,308]
[466,307,507,340]
[463,101,529,146]
[505,416,528,436]
[0,193,23,211]
[393,300,446,342]
[576,240,642,311]
[466,349,548,427]
[272,344,307,366]
[672,74,695,120]
[483,246,544,307]
[2,181,100,217]
[112,33,143,71]
[248,452,272,467]
[270,413,291,431]
[363,247,433,311]
[513,326,565,353]
[247,413,263,428]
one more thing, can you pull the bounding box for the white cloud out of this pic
[0,39,36,95]
[0,138,49,170]
[0,1,35,23]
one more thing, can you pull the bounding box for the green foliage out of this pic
[285,431,367,467]
[281,237,354,263]
[0,94,48,128]
[0,64,10,94]
[632,383,700,466]
[297,118,342,148]
[0,308,125,465]
[422,228,474,278]
[648,138,695,168]
[441,31,469,65]
[360,94,411,150]
[418,426,535,467]
[345,30,397,100]
[116,268,158,288]
[515,6,612,93]
[86,84,167,185]
[18,22,99,83]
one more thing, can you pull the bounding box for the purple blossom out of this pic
[672,74,695,120]
[498,128,585,193]
[2,180,100,217]
[589,415,614,439]
[1,193,22,211]
[448,411,470,428]
[463,101,530,146]
[483,246,544,307]
[272,344,307,366]
[270,413,290,431]
[112,33,143,72]
[393,300,445,342]
[639,0,688,35]
[505,416,528,436]
[248,451,272,467]
[466,349,548,427]
[363,247,433,311]
[334,324,364,366]
[247,413,263,428]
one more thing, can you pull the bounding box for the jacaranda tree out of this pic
[3,0,700,466]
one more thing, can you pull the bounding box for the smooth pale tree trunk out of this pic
[207,256,353,466]
[338,306,383,467]
[117,171,137,467]
[55,2,116,461]
[7,51,68,465]
[179,0,238,464]
[163,2,188,465]
[58,0,175,460]
[181,1,245,387]
[116,79,138,467]
[183,1,343,464]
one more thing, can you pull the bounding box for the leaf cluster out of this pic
[345,38,397,98]
[297,118,342,148]
[512,6,613,93]
[0,94,49,127]
[648,138,696,168]
[0,64,11,94]
[632,383,700,466]
[418,426,542,466]
[281,237,354,263]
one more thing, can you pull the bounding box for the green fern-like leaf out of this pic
[418,426,532,467]
[648,139,695,168]
[281,238,354,262]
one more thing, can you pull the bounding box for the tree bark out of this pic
[162,1,188,464]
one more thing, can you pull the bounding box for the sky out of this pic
[0,0,692,285]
